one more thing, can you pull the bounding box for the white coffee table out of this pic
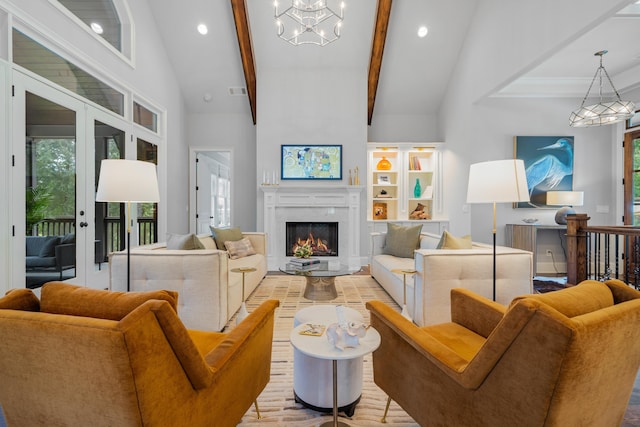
[290,322,380,427]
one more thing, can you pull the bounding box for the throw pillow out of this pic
[383,223,422,258]
[0,289,40,311]
[210,226,243,250]
[39,236,61,258]
[436,230,472,249]
[60,233,75,244]
[40,282,179,320]
[166,233,205,250]
[225,237,257,259]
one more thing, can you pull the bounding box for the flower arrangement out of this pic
[294,244,313,259]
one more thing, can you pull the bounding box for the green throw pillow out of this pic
[383,223,422,258]
[210,226,243,250]
[436,230,472,249]
[166,233,205,250]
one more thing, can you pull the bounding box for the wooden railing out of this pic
[566,214,640,289]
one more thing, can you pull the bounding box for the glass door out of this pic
[12,72,87,288]
[624,130,640,225]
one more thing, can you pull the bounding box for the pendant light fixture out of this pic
[569,50,635,127]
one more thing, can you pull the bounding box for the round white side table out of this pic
[290,322,380,427]
[293,305,364,416]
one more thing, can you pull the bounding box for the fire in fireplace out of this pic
[286,222,338,257]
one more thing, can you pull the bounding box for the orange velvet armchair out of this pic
[0,282,279,427]
[367,279,640,426]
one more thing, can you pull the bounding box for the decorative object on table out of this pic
[354,166,360,185]
[413,178,421,198]
[231,266,257,324]
[376,189,390,198]
[96,159,160,292]
[569,50,635,128]
[514,136,574,208]
[546,190,584,225]
[281,144,342,180]
[467,159,529,301]
[326,306,367,350]
[348,169,353,185]
[391,268,417,321]
[376,156,392,170]
[409,203,430,220]
[274,0,344,47]
[373,202,388,220]
[299,323,326,336]
[293,243,313,259]
[522,218,539,224]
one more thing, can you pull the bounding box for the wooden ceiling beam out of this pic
[230,0,257,125]
[368,0,392,126]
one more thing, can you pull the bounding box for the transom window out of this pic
[55,0,122,51]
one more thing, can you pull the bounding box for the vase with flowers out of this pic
[294,244,314,259]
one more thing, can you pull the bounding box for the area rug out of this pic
[230,274,640,427]
[231,274,419,426]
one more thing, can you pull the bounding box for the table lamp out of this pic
[96,159,160,291]
[546,191,584,225]
[466,159,529,301]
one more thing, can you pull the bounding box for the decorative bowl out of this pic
[522,218,539,224]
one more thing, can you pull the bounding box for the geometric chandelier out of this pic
[274,0,345,46]
[569,50,635,127]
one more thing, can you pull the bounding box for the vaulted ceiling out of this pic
[148,0,640,125]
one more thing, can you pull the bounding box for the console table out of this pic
[505,224,567,276]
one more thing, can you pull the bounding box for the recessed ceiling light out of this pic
[197,24,208,35]
[203,93,213,102]
[417,26,428,38]
[90,22,104,35]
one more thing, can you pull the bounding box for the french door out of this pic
[12,71,129,288]
[624,129,640,225]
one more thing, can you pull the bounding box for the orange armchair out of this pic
[0,282,279,427]
[367,279,640,426]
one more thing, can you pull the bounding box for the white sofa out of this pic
[109,232,267,331]
[370,231,533,326]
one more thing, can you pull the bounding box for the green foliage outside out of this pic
[634,140,640,225]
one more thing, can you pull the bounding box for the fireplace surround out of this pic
[261,186,363,270]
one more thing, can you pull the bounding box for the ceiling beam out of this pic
[230,0,257,125]
[368,0,392,126]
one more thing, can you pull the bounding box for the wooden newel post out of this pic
[566,214,590,285]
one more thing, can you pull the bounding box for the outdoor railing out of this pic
[35,217,157,264]
[566,214,640,289]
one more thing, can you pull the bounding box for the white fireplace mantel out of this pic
[261,185,364,270]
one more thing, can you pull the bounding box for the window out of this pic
[133,101,158,133]
[13,29,125,116]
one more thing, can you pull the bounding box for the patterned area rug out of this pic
[231,274,418,426]
[229,274,640,426]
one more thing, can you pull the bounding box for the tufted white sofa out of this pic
[109,233,267,331]
[370,231,533,326]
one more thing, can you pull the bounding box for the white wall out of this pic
[438,0,629,246]
[256,66,369,257]
[368,113,440,142]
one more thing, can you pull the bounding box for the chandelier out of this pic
[274,0,345,46]
[569,50,635,127]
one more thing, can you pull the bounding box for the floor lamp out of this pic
[96,159,160,292]
[466,159,529,301]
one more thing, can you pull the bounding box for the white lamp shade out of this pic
[96,159,160,203]
[546,191,584,206]
[466,159,529,204]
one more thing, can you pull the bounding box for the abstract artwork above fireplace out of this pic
[286,222,338,257]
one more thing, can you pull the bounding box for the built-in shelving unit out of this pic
[367,143,448,234]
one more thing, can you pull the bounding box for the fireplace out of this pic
[286,222,338,257]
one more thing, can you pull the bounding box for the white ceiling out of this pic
[147,0,640,120]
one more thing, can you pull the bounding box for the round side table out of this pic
[231,267,256,324]
[391,268,416,321]
[293,305,365,416]
[290,323,380,427]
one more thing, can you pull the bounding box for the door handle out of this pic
[79,222,88,228]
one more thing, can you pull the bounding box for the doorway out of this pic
[189,148,232,234]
